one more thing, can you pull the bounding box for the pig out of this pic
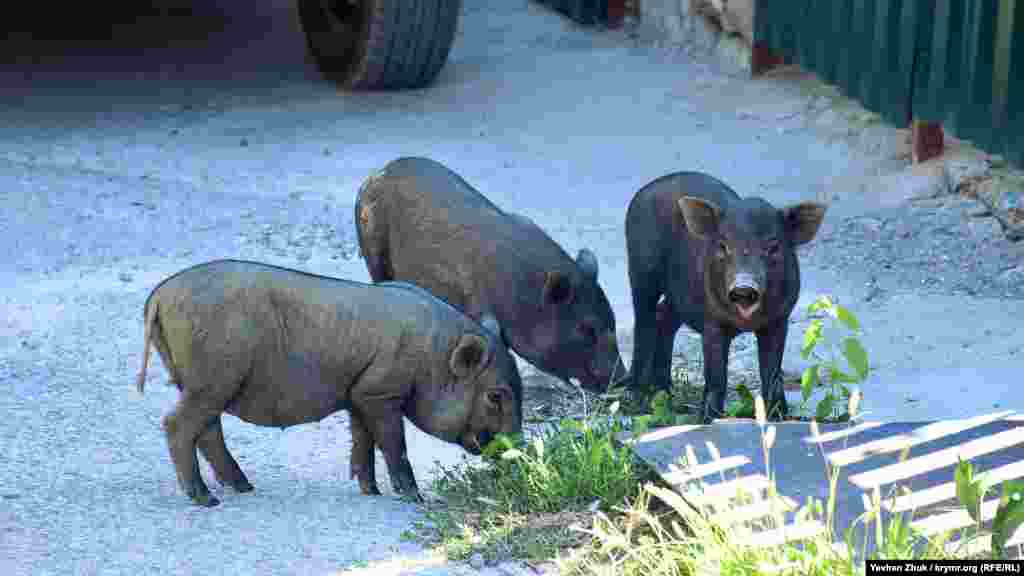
[354,156,626,393]
[622,172,827,424]
[135,259,522,507]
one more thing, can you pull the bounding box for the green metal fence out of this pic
[754,0,1024,168]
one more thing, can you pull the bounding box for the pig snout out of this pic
[728,273,762,320]
[582,332,623,392]
[462,430,494,455]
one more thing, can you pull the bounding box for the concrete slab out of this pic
[625,417,1024,556]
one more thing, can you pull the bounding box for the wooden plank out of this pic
[802,421,883,445]
[828,411,1015,468]
[632,425,703,444]
[848,425,1024,489]
[663,455,750,485]
[745,520,829,548]
[944,527,1024,557]
[700,474,771,504]
[910,497,1001,536]
[885,460,1024,512]
[717,495,799,526]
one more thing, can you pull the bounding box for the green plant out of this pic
[798,295,869,421]
[725,383,756,419]
[568,376,1024,575]
[630,391,695,436]
[951,458,1024,559]
[416,402,650,563]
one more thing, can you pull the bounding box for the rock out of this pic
[716,33,752,73]
[998,265,1024,284]
[852,217,884,235]
[815,109,841,129]
[857,124,907,160]
[943,157,990,189]
[903,165,950,200]
[493,561,536,576]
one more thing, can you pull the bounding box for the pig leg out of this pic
[348,409,382,496]
[196,417,253,493]
[650,298,682,393]
[700,322,732,424]
[756,320,790,421]
[162,390,222,507]
[626,271,663,398]
[363,403,420,501]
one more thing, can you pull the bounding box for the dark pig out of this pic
[135,259,522,507]
[355,157,626,393]
[622,172,826,423]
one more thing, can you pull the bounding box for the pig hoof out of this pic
[360,484,382,496]
[194,493,220,508]
[398,491,424,504]
[232,480,254,493]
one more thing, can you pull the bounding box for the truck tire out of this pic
[297,0,461,90]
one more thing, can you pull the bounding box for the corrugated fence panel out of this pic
[872,0,913,125]
[954,1,998,148]
[754,0,1024,168]
[998,0,1024,167]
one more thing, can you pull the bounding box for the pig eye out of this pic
[579,323,597,345]
[487,390,503,406]
[765,241,781,256]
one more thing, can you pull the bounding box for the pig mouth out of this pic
[462,430,493,455]
[734,301,761,321]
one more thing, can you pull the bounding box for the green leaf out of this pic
[736,383,754,406]
[807,295,833,316]
[560,418,582,432]
[815,394,835,421]
[633,415,652,436]
[800,367,818,402]
[835,304,861,332]
[501,449,524,461]
[955,458,984,523]
[992,480,1024,558]
[608,400,620,416]
[652,391,672,424]
[801,320,823,359]
[841,338,869,382]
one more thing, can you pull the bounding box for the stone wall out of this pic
[634,0,756,73]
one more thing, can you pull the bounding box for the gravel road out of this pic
[2,0,1022,574]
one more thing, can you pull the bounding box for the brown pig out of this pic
[355,157,626,393]
[136,259,522,507]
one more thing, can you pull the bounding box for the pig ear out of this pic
[480,314,502,339]
[450,333,490,379]
[542,271,574,306]
[576,248,599,282]
[782,202,828,245]
[677,196,721,239]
